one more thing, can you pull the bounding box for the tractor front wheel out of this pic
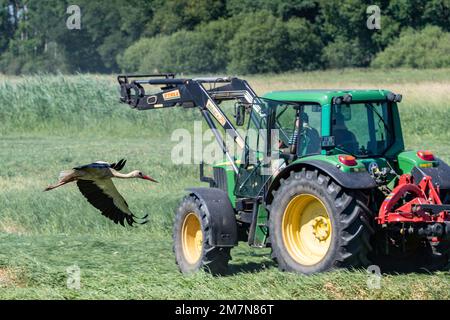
[268,169,374,274]
[173,195,231,275]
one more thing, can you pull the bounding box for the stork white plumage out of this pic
[44,159,157,226]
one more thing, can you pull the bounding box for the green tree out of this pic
[1,0,156,74]
[52,0,154,72]
[145,0,226,36]
[275,0,320,21]
[0,0,70,74]
[0,0,15,53]
[226,0,320,21]
[319,0,381,67]
[119,18,240,74]
[3,0,450,74]
[423,0,450,31]
[226,0,277,16]
[227,11,290,74]
[285,18,323,70]
[321,36,370,69]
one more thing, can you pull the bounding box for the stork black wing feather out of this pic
[118,159,127,170]
[110,159,127,171]
[76,180,139,227]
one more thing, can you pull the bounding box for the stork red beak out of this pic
[143,175,158,183]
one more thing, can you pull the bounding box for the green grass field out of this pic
[0,69,449,299]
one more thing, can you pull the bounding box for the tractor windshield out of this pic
[331,102,394,157]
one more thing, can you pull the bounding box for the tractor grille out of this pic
[213,167,228,193]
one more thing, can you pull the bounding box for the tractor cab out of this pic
[234,90,405,200]
[262,89,405,159]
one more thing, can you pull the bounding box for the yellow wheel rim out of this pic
[282,194,332,266]
[181,212,203,264]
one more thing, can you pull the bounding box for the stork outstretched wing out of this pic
[73,162,110,170]
[73,159,127,171]
[76,178,147,226]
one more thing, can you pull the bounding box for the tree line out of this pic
[1,0,449,75]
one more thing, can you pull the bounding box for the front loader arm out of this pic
[118,74,258,173]
[118,74,194,110]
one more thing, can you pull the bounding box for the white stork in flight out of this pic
[44,159,157,226]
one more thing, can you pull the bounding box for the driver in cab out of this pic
[273,112,321,175]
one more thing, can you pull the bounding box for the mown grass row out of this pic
[1,233,448,299]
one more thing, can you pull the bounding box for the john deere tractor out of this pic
[119,74,450,274]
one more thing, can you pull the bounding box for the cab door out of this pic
[234,99,271,199]
[234,98,298,199]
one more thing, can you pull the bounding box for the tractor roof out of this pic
[262,89,392,105]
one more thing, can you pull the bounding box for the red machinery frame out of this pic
[378,174,449,225]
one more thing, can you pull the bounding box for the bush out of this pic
[0,40,69,75]
[371,26,450,68]
[322,36,372,69]
[117,38,154,72]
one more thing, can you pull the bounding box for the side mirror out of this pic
[234,103,246,126]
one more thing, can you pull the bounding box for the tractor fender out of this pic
[411,158,450,190]
[266,160,377,204]
[187,187,238,247]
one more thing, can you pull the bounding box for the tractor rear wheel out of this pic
[268,169,374,274]
[173,195,231,275]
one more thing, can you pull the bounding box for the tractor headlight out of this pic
[332,97,343,105]
[387,92,403,103]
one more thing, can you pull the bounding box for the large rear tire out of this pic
[173,195,231,275]
[268,169,374,274]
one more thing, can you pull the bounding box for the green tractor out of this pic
[119,74,450,274]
